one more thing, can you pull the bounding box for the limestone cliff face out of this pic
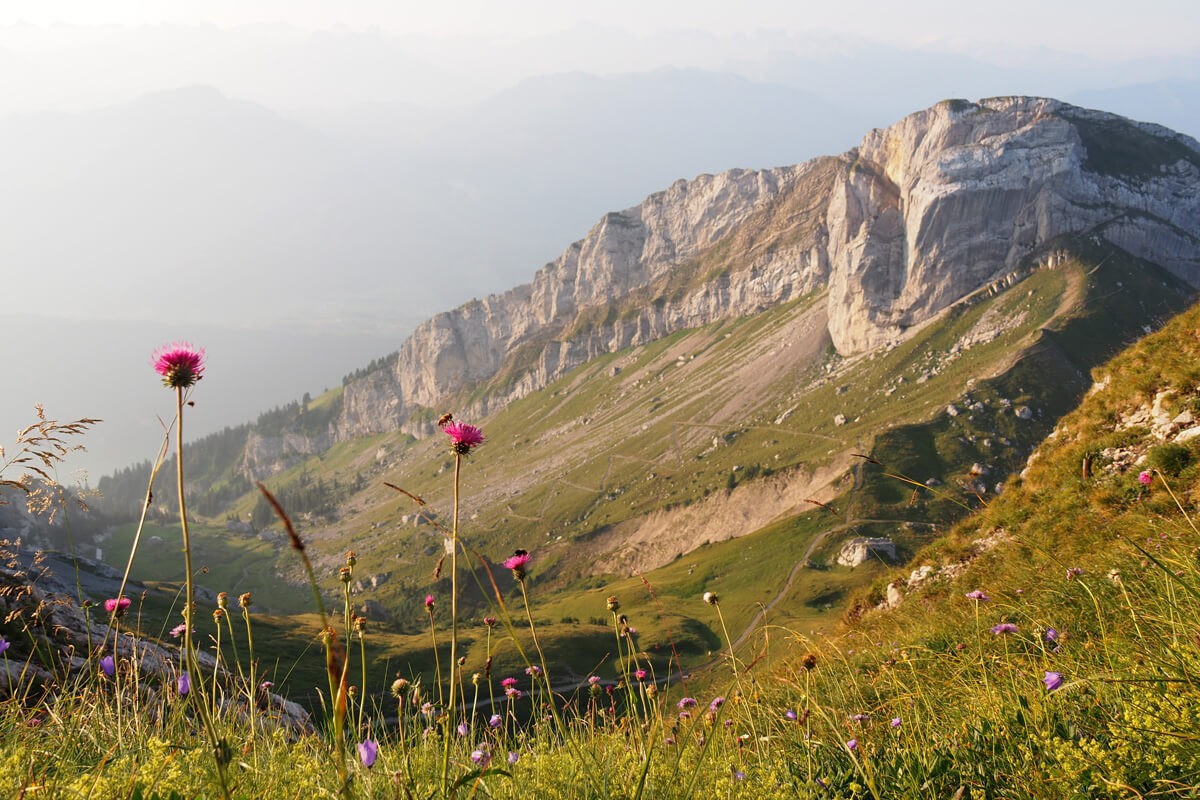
[826,97,1200,351]
[241,430,333,481]
[337,97,1200,438]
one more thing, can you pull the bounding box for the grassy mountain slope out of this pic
[85,235,1193,708]
[753,289,1200,797]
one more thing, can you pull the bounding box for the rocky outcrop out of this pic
[826,97,1200,351]
[337,97,1200,438]
[241,430,333,481]
[0,548,311,730]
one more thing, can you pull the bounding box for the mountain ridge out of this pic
[333,96,1200,446]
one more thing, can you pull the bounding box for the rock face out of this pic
[836,537,898,567]
[336,97,1200,439]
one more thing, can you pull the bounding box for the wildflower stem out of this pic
[175,386,232,800]
[518,580,552,689]
[441,453,463,797]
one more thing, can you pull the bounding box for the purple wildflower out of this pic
[508,751,520,765]
[489,714,502,728]
[965,590,991,601]
[784,710,798,721]
[0,637,9,655]
[850,713,869,723]
[891,717,902,728]
[1046,628,1059,642]
[677,697,697,709]
[358,739,378,768]
[457,722,469,737]
[169,623,188,639]
[525,665,542,676]
[709,697,725,711]
[846,739,858,751]
[177,673,190,695]
[1043,671,1064,692]
[990,623,1018,635]
[505,687,522,700]
[471,747,491,767]
[1066,567,1084,580]
[100,656,115,677]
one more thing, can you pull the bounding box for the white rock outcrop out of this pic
[335,98,1200,439]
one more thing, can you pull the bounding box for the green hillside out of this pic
[83,236,1194,712]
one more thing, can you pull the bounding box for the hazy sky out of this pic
[3,0,1199,58]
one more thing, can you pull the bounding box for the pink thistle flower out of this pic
[501,677,519,689]
[105,597,132,618]
[443,421,485,455]
[634,669,647,681]
[1138,470,1153,485]
[424,594,435,610]
[169,623,188,639]
[504,550,531,581]
[151,342,206,389]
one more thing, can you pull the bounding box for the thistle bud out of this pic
[472,672,483,686]
[217,592,229,609]
[606,596,620,613]
[391,678,409,697]
[238,592,252,608]
[458,656,467,667]
[346,551,357,567]
[213,608,225,622]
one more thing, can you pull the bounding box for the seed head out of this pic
[606,596,620,612]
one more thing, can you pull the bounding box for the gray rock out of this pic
[836,537,897,567]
